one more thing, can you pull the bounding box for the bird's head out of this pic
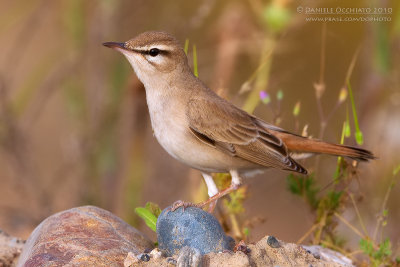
[103,31,190,86]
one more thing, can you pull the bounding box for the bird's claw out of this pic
[167,200,201,213]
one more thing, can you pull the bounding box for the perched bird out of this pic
[103,31,374,210]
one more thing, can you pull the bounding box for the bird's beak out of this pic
[102,42,127,50]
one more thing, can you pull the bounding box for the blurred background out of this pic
[0,0,399,259]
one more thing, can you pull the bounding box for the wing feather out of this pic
[186,96,307,174]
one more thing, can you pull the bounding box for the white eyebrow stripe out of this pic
[136,44,171,51]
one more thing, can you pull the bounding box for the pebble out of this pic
[167,257,177,265]
[267,236,281,248]
[157,206,234,256]
[139,253,150,262]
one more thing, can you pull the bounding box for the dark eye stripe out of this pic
[132,48,170,56]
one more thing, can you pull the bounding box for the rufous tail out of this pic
[273,131,375,161]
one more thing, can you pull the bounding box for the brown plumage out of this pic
[104,31,375,211]
[186,87,374,176]
[272,130,375,161]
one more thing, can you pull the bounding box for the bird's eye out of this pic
[149,48,160,57]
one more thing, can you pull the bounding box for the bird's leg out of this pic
[168,173,219,212]
[196,170,242,209]
[202,172,219,212]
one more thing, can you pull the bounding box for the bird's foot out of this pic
[167,182,241,213]
[167,200,201,212]
[166,199,217,214]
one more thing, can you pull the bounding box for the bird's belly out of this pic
[152,117,256,173]
[148,102,260,173]
[154,126,222,171]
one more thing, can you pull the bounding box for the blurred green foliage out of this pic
[360,238,392,267]
[262,2,291,33]
[135,202,161,233]
[63,0,85,48]
[287,173,319,209]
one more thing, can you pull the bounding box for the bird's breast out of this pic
[146,99,254,173]
[145,88,188,159]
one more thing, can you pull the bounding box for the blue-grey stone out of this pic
[267,236,281,248]
[156,206,235,256]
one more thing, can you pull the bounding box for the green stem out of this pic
[193,44,198,77]
[346,80,363,145]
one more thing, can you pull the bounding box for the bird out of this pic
[103,31,374,211]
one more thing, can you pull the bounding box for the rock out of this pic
[124,235,353,266]
[156,206,234,256]
[124,252,140,267]
[0,229,25,266]
[149,248,162,259]
[176,246,202,267]
[266,235,280,248]
[246,236,346,266]
[203,251,250,267]
[17,206,154,267]
[303,245,354,266]
[13,205,353,267]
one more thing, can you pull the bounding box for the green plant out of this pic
[355,165,400,266]
[360,238,392,267]
[287,173,319,209]
[286,28,400,265]
[134,202,161,232]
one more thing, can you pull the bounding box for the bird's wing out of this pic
[186,96,307,174]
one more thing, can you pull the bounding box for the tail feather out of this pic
[273,131,375,161]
